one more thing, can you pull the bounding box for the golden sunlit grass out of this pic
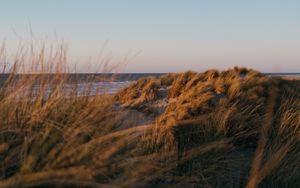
[0,42,299,187]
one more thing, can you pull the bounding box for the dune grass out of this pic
[0,44,299,187]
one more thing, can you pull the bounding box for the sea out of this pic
[0,73,299,96]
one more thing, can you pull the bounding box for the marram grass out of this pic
[0,45,300,188]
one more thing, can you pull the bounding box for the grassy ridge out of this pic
[0,44,299,187]
[116,68,300,187]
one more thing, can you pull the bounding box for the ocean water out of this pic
[56,81,132,96]
[1,73,299,97]
[265,73,300,77]
[22,81,132,98]
[0,73,160,97]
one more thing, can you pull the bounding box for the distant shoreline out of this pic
[0,72,299,83]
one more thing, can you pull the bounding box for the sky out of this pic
[0,0,300,73]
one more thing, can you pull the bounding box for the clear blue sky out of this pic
[0,0,299,73]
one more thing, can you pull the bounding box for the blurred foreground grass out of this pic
[0,43,299,188]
